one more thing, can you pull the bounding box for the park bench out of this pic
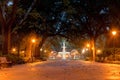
[0,57,12,68]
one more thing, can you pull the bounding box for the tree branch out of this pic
[0,2,6,26]
[19,0,37,25]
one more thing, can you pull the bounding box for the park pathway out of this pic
[0,60,120,80]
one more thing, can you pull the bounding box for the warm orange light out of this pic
[40,48,43,51]
[66,55,69,58]
[87,44,90,47]
[97,49,101,53]
[112,31,117,36]
[21,51,25,53]
[44,50,47,53]
[92,47,94,50]
[12,48,16,52]
[31,39,36,43]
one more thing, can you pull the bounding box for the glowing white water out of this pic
[58,41,70,59]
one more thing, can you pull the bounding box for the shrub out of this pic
[5,54,25,65]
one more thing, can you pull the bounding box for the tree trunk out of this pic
[39,36,48,48]
[91,38,96,62]
[2,26,9,55]
[0,0,18,55]
[17,42,20,57]
[38,36,48,58]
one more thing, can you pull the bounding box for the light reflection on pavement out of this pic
[0,60,120,80]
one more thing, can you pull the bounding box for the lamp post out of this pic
[86,43,90,54]
[86,43,91,60]
[31,38,36,62]
[112,30,116,61]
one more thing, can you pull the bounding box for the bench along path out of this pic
[0,57,12,68]
[0,60,120,80]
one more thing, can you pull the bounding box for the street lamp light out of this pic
[112,31,117,36]
[32,39,36,43]
[97,49,101,54]
[112,30,117,61]
[86,44,90,48]
[44,50,47,53]
[31,38,36,62]
[12,48,16,52]
[86,43,91,56]
[40,48,43,51]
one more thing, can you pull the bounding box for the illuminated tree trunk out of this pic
[91,38,96,62]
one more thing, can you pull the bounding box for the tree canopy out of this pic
[0,0,120,58]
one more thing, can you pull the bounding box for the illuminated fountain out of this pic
[49,40,80,60]
[57,41,70,59]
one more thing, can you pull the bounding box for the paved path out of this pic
[0,60,120,80]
